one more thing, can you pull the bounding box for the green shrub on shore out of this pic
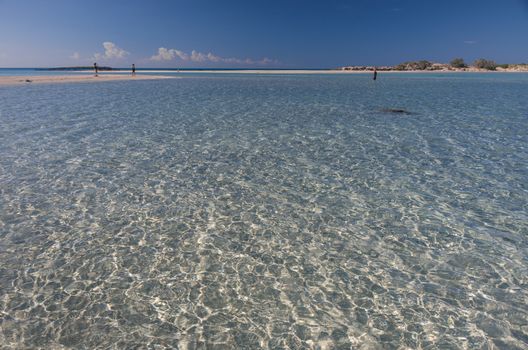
[474,59,497,70]
[450,58,467,68]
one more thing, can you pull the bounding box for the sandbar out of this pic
[0,74,175,86]
[80,69,526,74]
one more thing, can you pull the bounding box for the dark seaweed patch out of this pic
[380,108,414,115]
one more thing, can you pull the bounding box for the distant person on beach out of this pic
[373,67,377,80]
[94,62,98,77]
[132,64,136,76]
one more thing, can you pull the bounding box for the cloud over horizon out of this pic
[151,47,277,65]
[94,42,129,61]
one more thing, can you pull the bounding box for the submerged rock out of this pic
[380,108,414,115]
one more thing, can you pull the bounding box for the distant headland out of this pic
[341,58,528,72]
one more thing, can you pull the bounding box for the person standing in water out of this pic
[373,67,377,80]
[132,64,136,76]
[94,62,98,77]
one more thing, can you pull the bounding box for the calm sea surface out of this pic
[1,73,527,349]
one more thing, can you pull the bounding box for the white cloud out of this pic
[150,47,278,65]
[464,40,477,45]
[191,50,207,62]
[150,47,189,61]
[206,52,221,62]
[260,57,275,64]
[93,42,129,61]
[70,52,80,60]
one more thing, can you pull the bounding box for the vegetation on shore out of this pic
[341,59,528,72]
[450,58,467,68]
[473,59,498,70]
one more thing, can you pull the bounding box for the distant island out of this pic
[37,66,116,71]
[341,58,528,72]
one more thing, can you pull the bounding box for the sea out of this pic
[1,71,527,349]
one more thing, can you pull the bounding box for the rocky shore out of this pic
[341,62,528,72]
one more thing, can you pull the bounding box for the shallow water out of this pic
[1,73,527,349]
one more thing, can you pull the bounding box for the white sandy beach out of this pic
[0,74,175,86]
[60,69,376,74]
[79,69,528,74]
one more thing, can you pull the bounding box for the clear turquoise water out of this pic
[1,73,527,349]
[0,68,96,77]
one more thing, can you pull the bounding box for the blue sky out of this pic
[0,0,527,68]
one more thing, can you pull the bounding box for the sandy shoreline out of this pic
[70,69,528,74]
[0,74,175,86]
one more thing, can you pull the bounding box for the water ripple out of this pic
[1,74,527,349]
